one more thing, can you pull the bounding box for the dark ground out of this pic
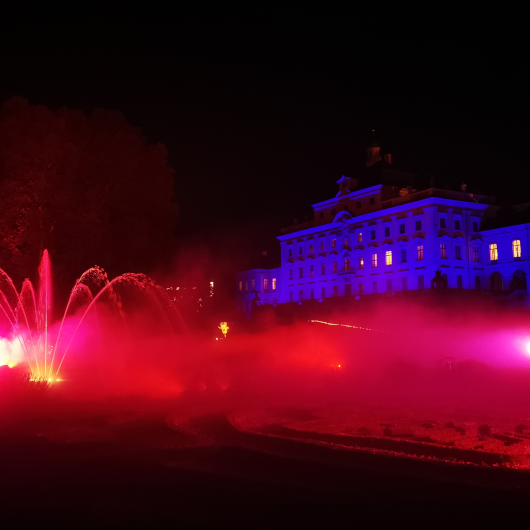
[2,393,530,529]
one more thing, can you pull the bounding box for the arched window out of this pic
[513,239,521,258]
[489,243,498,261]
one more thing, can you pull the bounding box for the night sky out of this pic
[1,5,527,281]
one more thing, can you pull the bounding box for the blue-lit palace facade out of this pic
[236,144,529,317]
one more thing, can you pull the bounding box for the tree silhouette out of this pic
[0,97,177,295]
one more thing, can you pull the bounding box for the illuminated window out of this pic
[384,227,390,238]
[333,261,337,273]
[489,243,498,261]
[251,279,255,292]
[402,277,408,291]
[289,269,293,280]
[272,278,277,290]
[239,281,242,292]
[299,246,303,255]
[455,246,462,260]
[320,242,325,251]
[513,239,521,258]
[473,221,478,232]
[321,287,326,298]
[373,281,378,294]
[400,224,405,234]
[310,265,314,277]
[299,267,303,278]
[321,263,325,275]
[370,230,376,240]
[401,248,407,262]
[344,238,349,247]
[372,253,377,267]
[245,280,248,292]
[359,282,364,295]
[455,219,461,231]
[333,285,338,296]
[418,275,424,289]
[415,220,422,231]
[385,250,392,265]
[473,247,479,261]
[263,278,268,292]
[332,239,337,248]
[288,249,292,258]
[344,258,351,271]
[440,218,446,229]
[440,244,447,259]
[417,245,424,260]
[309,244,314,253]
[358,256,364,269]
[357,232,362,243]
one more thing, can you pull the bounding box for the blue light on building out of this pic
[236,141,529,317]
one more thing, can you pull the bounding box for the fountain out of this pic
[0,250,179,381]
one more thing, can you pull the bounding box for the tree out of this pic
[0,97,178,296]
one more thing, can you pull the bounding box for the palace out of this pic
[236,139,529,317]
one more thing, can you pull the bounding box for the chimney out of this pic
[366,130,381,167]
[384,153,392,164]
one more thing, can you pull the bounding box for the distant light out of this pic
[526,340,530,356]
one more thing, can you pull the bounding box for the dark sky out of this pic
[1,5,527,277]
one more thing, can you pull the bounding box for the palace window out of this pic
[299,267,304,278]
[418,275,424,289]
[384,227,390,238]
[309,244,314,253]
[321,263,325,275]
[299,246,303,255]
[385,250,392,266]
[358,256,364,269]
[473,247,479,262]
[475,276,481,289]
[373,281,378,294]
[344,237,349,247]
[371,230,376,240]
[372,253,378,267]
[344,258,351,271]
[332,239,337,248]
[299,290,304,301]
[289,269,293,280]
[288,249,293,258]
[357,232,362,243]
[473,221,479,232]
[310,265,314,277]
[320,242,325,251]
[333,261,337,273]
[245,280,248,292]
[417,245,424,260]
[457,275,463,289]
[401,248,407,262]
[513,239,521,258]
[272,278,277,291]
[440,218,446,229]
[400,224,405,234]
[455,245,462,260]
[489,243,498,261]
[239,281,242,292]
[455,219,461,230]
[440,244,447,259]
[402,277,408,291]
[289,291,293,302]
[359,282,364,295]
[386,279,392,292]
[333,285,338,296]
[251,279,255,292]
[310,288,315,299]
[321,287,326,299]
[263,278,268,292]
[415,220,422,231]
